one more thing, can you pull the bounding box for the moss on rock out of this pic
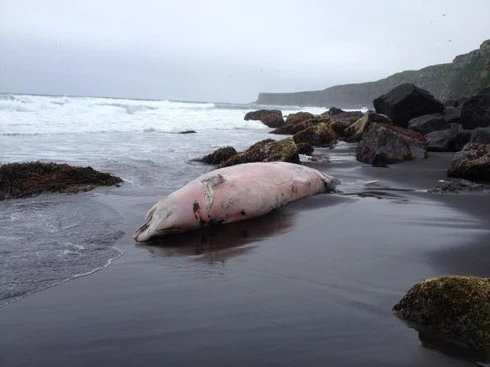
[393,276,490,360]
[0,161,122,200]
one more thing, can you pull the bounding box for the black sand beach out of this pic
[1,147,489,367]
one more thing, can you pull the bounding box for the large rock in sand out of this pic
[373,84,444,128]
[356,123,427,166]
[292,123,338,147]
[460,88,490,129]
[393,276,490,362]
[219,138,300,167]
[447,142,490,180]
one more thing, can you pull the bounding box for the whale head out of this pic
[133,198,179,242]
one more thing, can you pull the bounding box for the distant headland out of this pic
[257,40,490,108]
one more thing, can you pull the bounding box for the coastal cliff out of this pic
[257,40,490,108]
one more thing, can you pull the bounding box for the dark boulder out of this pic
[197,146,238,165]
[0,162,122,200]
[373,83,444,128]
[393,276,490,362]
[408,113,449,135]
[470,127,490,144]
[244,109,282,121]
[447,142,490,180]
[292,123,339,148]
[460,88,490,129]
[356,123,427,166]
[425,128,459,152]
[219,138,300,168]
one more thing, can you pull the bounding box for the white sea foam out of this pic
[0,94,329,136]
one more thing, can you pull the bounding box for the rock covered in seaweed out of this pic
[0,161,122,200]
[393,276,490,362]
[219,138,300,167]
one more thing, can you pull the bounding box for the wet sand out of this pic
[1,148,489,367]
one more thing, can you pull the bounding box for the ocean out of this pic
[0,93,325,306]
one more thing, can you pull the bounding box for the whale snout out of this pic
[133,220,151,242]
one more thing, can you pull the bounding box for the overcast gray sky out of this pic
[1,0,489,102]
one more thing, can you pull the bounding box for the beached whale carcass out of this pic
[133,162,338,242]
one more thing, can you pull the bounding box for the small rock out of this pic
[197,146,238,165]
[447,142,490,181]
[292,123,338,148]
[219,138,300,168]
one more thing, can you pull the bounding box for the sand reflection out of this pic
[135,209,294,263]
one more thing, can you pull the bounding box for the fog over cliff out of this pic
[1,0,490,102]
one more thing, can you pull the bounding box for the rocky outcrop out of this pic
[408,113,449,135]
[197,146,238,165]
[257,40,490,107]
[292,123,338,148]
[393,276,490,362]
[447,142,490,180]
[219,138,300,168]
[373,84,444,128]
[356,123,427,166]
[460,88,490,129]
[0,162,122,200]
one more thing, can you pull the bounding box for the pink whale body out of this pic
[133,161,339,242]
